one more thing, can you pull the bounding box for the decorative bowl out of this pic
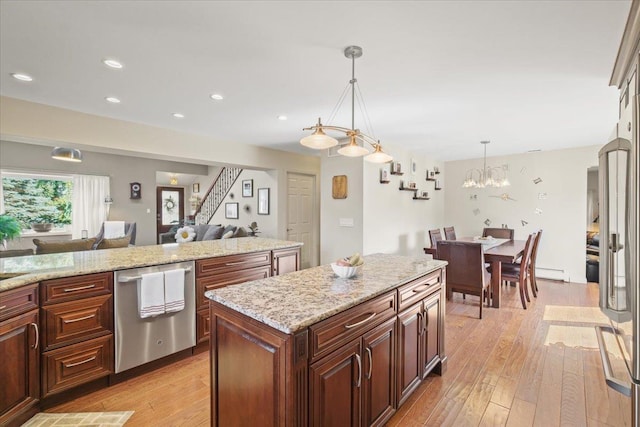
[331,263,360,279]
[31,223,53,232]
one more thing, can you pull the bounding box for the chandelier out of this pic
[462,141,510,188]
[300,46,393,164]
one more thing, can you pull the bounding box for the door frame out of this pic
[156,186,185,243]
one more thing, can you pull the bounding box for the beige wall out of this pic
[444,145,601,283]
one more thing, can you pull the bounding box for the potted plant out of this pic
[0,214,22,249]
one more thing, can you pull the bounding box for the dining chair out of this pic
[482,227,514,240]
[436,241,490,319]
[528,230,543,296]
[495,232,535,309]
[443,226,457,240]
[424,228,443,256]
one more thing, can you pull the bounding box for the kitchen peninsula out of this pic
[0,237,302,426]
[206,253,447,426]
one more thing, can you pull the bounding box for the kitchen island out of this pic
[206,253,447,426]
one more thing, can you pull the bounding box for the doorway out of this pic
[157,186,184,243]
[287,173,317,269]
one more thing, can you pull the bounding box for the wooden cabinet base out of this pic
[42,334,113,397]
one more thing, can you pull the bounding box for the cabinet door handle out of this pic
[65,355,96,368]
[30,322,39,350]
[412,284,431,293]
[63,313,96,324]
[366,347,372,380]
[355,354,362,388]
[417,312,424,335]
[64,284,96,293]
[0,305,6,310]
[345,312,376,329]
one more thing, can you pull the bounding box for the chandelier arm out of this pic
[302,124,356,133]
[354,132,379,150]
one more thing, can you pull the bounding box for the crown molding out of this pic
[610,0,640,88]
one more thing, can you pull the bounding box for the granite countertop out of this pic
[0,237,302,292]
[206,253,447,334]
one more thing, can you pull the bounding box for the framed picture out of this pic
[257,188,270,215]
[192,183,200,193]
[225,202,239,219]
[242,179,253,197]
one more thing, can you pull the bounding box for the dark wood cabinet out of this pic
[272,247,301,276]
[0,283,40,427]
[309,317,396,426]
[310,339,361,427]
[362,318,396,427]
[40,272,114,398]
[396,274,445,407]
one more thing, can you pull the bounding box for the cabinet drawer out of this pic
[397,270,442,312]
[310,291,396,361]
[196,252,271,277]
[42,334,113,397]
[41,272,113,305]
[196,265,271,309]
[0,283,38,322]
[196,308,210,344]
[42,294,113,350]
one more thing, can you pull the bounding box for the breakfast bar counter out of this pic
[0,237,302,291]
[206,253,448,426]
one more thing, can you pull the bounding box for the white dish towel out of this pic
[137,271,166,318]
[164,268,185,313]
[104,221,125,239]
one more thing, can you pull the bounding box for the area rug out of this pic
[22,411,134,426]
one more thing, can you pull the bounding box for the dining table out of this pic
[425,237,527,308]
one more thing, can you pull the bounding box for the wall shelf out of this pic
[425,178,436,182]
[390,171,404,176]
[399,187,418,192]
[413,196,430,200]
[380,180,391,184]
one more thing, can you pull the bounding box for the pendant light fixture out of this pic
[300,46,393,164]
[462,141,510,188]
[51,147,83,162]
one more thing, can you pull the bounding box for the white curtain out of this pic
[72,175,110,239]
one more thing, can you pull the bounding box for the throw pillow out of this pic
[194,224,210,241]
[233,227,248,237]
[221,230,235,239]
[202,225,224,240]
[97,235,131,249]
[222,225,237,237]
[33,238,96,255]
[175,226,196,243]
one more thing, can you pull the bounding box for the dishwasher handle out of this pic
[118,266,192,283]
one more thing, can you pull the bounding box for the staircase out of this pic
[194,167,243,225]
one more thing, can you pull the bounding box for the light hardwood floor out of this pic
[48,279,631,426]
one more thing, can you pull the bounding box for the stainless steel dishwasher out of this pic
[113,261,196,373]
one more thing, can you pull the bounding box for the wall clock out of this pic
[130,182,141,199]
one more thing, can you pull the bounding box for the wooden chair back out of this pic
[443,226,457,240]
[482,227,514,240]
[530,230,542,266]
[436,241,489,318]
[429,229,443,248]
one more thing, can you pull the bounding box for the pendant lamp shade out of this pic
[300,123,339,149]
[337,135,369,157]
[51,147,83,162]
[364,143,393,163]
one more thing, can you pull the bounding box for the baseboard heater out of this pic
[535,266,567,282]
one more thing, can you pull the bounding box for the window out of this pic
[1,171,73,229]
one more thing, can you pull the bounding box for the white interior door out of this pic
[287,173,316,269]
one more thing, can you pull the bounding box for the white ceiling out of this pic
[0,1,631,162]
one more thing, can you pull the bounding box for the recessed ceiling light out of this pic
[277,115,288,121]
[105,96,121,104]
[172,113,185,119]
[210,94,224,100]
[103,58,123,69]
[11,73,33,82]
